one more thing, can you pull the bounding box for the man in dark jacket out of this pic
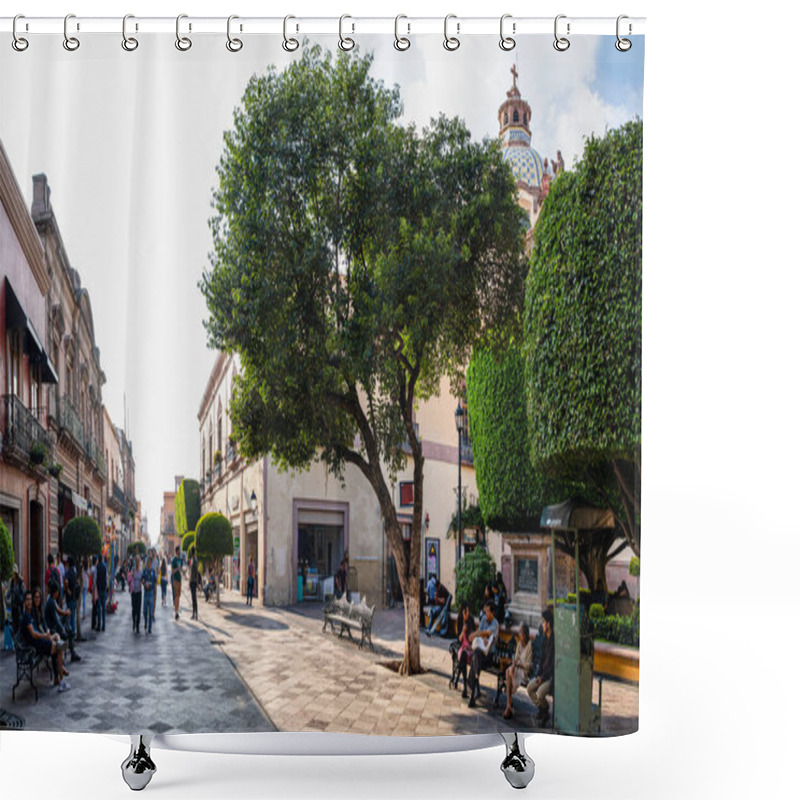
[527,607,554,724]
[95,555,108,631]
[45,581,80,662]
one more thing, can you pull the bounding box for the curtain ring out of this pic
[443,14,460,51]
[283,15,299,52]
[500,14,515,51]
[176,14,192,51]
[226,15,243,52]
[122,14,139,52]
[394,15,410,51]
[553,14,570,52]
[12,15,29,52]
[338,14,355,51]
[63,13,80,51]
[615,15,632,51]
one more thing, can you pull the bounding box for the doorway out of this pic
[29,500,44,591]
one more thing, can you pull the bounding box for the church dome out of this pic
[502,133,545,188]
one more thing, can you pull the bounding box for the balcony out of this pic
[214,461,222,481]
[226,442,237,465]
[1,394,53,478]
[109,481,127,513]
[460,437,474,466]
[57,394,85,449]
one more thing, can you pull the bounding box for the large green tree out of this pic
[467,345,626,595]
[202,45,526,674]
[525,120,642,557]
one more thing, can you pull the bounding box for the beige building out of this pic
[32,173,108,551]
[103,406,138,558]
[159,489,178,558]
[1,141,57,590]
[198,352,478,607]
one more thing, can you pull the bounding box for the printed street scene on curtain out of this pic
[0,32,643,736]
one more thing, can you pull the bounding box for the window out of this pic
[513,109,519,123]
[399,482,414,507]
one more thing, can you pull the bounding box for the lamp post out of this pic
[455,402,465,565]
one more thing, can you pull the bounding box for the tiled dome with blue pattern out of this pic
[502,130,544,188]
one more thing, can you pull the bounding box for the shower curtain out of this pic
[0,20,644,739]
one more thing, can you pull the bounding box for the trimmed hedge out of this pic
[0,517,14,582]
[629,556,640,577]
[195,513,234,561]
[593,610,639,648]
[182,531,196,553]
[127,540,147,558]
[175,479,201,539]
[589,603,605,621]
[63,516,102,558]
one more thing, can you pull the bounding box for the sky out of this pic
[0,32,644,541]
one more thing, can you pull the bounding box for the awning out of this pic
[540,499,615,531]
[3,277,58,384]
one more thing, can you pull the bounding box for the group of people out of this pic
[119,544,204,628]
[5,558,91,693]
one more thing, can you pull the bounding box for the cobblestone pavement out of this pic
[194,588,639,737]
[0,589,273,734]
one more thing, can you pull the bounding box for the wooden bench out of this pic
[448,630,517,701]
[322,596,375,651]
[11,628,52,702]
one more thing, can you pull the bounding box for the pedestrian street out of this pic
[0,589,274,734]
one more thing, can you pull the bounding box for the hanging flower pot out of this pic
[30,440,47,465]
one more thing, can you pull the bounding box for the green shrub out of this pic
[0,517,14,582]
[195,513,234,562]
[594,610,639,647]
[589,603,605,621]
[63,516,102,558]
[182,531,196,553]
[127,540,147,558]
[629,556,640,577]
[454,548,496,615]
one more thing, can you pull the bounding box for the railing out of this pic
[214,461,222,480]
[112,482,126,508]
[460,437,474,465]
[227,443,236,464]
[57,394,85,446]
[1,394,52,466]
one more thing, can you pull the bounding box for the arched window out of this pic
[513,109,519,123]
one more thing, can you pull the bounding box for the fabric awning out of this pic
[4,277,58,384]
[540,499,615,531]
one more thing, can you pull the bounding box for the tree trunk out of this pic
[398,586,421,676]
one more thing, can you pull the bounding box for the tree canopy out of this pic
[175,479,201,540]
[525,119,642,556]
[202,45,526,673]
[63,516,102,558]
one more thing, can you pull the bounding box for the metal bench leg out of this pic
[500,733,535,790]
[122,735,157,791]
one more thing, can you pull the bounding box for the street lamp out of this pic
[455,401,465,565]
[249,490,258,517]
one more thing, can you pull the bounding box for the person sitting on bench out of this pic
[454,601,476,696]
[45,580,81,662]
[467,601,499,708]
[502,622,532,719]
[425,578,452,638]
[527,607,555,725]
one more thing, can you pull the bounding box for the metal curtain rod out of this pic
[1,15,646,37]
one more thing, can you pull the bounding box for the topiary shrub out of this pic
[589,603,605,621]
[195,513,234,605]
[127,540,147,558]
[0,517,14,583]
[454,547,496,616]
[629,556,640,577]
[182,531,196,553]
[63,516,102,559]
[175,479,201,539]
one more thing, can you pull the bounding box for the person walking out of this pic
[171,545,182,620]
[142,556,157,634]
[81,557,89,622]
[189,546,199,620]
[128,555,143,633]
[160,554,168,607]
[95,554,109,632]
[64,556,78,638]
[246,555,255,606]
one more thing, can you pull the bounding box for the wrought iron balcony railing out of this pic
[57,394,85,447]
[2,394,53,469]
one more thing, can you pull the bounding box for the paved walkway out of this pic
[193,589,638,737]
[0,589,272,734]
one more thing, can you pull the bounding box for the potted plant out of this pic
[30,440,47,465]
[213,450,223,465]
[49,462,63,479]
